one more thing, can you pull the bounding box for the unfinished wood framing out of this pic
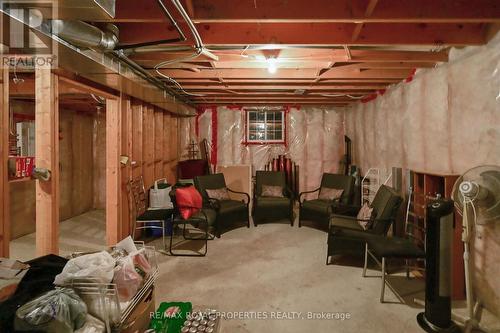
[115,98,181,239]
[34,66,60,256]
[106,97,122,245]
[143,105,155,188]
[0,69,10,257]
[120,96,133,238]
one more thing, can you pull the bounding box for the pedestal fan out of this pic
[451,165,500,332]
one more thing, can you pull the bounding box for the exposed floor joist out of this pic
[109,0,500,24]
[84,0,500,106]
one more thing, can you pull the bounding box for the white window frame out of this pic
[246,110,285,144]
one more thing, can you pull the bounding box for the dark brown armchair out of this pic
[326,184,403,264]
[298,173,355,228]
[252,171,294,226]
[194,173,250,236]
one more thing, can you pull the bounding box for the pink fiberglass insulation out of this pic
[192,106,345,196]
[344,32,500,317]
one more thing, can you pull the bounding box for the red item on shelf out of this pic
[20,157,26,177]
[25,157,35,177]
[15,157,22,178]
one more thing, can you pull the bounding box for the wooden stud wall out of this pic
[120,97,180,241]
[34,66,60,256]
[106,98,122,246]
[0,72,182,256]
[0,69,10,257]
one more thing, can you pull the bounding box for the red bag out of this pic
[175,186,202,219]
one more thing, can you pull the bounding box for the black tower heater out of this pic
[417,197,459,332]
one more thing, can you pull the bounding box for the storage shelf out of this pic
[9,176,33,183]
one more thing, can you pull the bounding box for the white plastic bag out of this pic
[149,178,172,208]
[54,251,116,285]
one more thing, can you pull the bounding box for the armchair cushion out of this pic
[261,185,284,197]
[356,203,375,230]
[255,171,289,197]
[205,187,230,201]
[368,236,425,259]
[219,200,247,215]
[320,173,355,205]
[330,216,364,231]
[369,185,403,234]
[194,173,227,203]
[191,208,217,227]
[255,196,290,208]
[318,187,343,201]
[301,199,333,217]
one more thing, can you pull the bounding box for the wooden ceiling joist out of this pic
[172,84,390,90]
[191,101,350,105]
[130,49,449,63]
[118,22,486,46]
[110,0,500,24]
[154,68,412,79]
[106,1,498,106]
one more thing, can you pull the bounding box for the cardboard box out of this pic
[121,286,156,333]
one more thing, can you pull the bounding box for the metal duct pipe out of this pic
[50,19,191,103]
[51,20,118,51]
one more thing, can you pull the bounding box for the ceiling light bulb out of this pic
[267,58,277,74]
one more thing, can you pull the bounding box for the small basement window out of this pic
[246,109,285,144]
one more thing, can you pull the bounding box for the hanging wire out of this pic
[154,0,208,99]
[90,93,106,105]
[317,93,368,100]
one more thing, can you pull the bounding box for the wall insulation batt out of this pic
[178,32,500,319]
[344,33,500,317]
[192,106,344,195]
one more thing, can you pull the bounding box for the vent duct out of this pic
[51,20,118,51]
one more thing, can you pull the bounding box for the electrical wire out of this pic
[90,93,105,105]
[154,0,207,98]
[317,93,368,100]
